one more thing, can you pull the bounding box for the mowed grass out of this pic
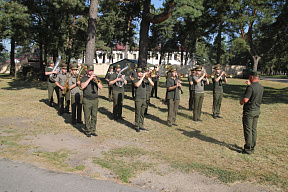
[0,75,287,190]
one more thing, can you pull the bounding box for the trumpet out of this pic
[177,80,183,94]
[93,76,102,84]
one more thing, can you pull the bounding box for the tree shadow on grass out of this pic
[177,128,243,153]
[222,83,288,104]
[1,79,47,90]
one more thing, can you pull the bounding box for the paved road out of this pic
[0,158,156,192]
[260,77,288,83]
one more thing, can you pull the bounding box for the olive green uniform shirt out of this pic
[45,67,55,83]
[55,71,67,86]
[212,74,224,92]
[133,78,146,99]
[243,82,264,112]
[80,76,99,100]
[68,75,82,96]
[166,77,180,100]
[192,75,207,93]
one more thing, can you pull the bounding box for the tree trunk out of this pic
[10,37,15,77]
[216,21,223,64]
[85,0,98,65]
[138,0,152,68]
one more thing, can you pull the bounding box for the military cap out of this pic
[136,68,142,72]
[109,65,114,69]
[70,63,78,70]
[48,60,54,64]
[115,64,121,68]
[134,64,138,68]
[213,64,221,70]
[170,65,177,72]
[191,68,196,72]
[61,63,68,69]
[145,67,150,72]
[195,66,202,71]
[87,65,94,71]
[250,70,260,77]
[154,65,158,68]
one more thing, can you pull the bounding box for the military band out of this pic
[46,62,264,156]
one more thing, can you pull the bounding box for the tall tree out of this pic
[138,0,175,67]
[85,0,98,65]
[0,0,30,76]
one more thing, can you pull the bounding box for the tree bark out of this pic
[10,37,15,77]
[85,0,98,65]
[138,0,175,68]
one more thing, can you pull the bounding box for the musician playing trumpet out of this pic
[55,63,71,115]
[109,64,127,120]
[80,65,103,137]
[166,65,181,127]
[133,67,154,132]
[212,64,227,119]
[192,66,209,121]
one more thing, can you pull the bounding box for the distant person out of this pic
[166,65,182,127]
[105,66,114,102]
[151,65,160,98]
[240,71,264,155]
[188,68,196,111]
[192,66,209,121]
[68,64,83,125]
[81,65,103,137]
[133,68,154,132]
[44,61,59,107]
[129,64,137,99]
[55,63,70,115]
[109,65,127,120]
[212,64,227,119]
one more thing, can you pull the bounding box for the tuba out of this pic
[116,64,130,87]
[49,56,62,82]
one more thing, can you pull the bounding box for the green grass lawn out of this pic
[0,75,287,190]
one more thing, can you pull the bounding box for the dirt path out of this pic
[0,116,274,192]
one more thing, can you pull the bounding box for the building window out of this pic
[147,53,150,59]
[133,54,136,60]
[120,54,123,59]
[168,54,172,60]
[174,54,178,60]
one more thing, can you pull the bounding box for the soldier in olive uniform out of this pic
[105,65,114,102]
[240,71,264,154]
[45,61,59,107]
[80,65,103,137]
[68,64,83,124]
[151,65,160,98]
[166,66,182,127]
[133,68,154,132]
[192,66,209,121]
[144,67,152,115]
[129,64,137,99]
[188,68,196,111]
[109,64,127,120]
[55,63,71,115]
[212,65,227,119]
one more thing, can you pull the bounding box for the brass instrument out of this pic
[205,74,214,78]
[93,76,102,84]
[116,64,130,87]
[62,73,71,95]
[150,69,156,78]
[77,64,87,90]
[178,80,183,94]
[49,56,62,82]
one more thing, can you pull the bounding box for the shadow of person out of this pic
[177,128,243,153]
[39,99,59,110]
[63,111,87,135]
[98,107,113,120]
